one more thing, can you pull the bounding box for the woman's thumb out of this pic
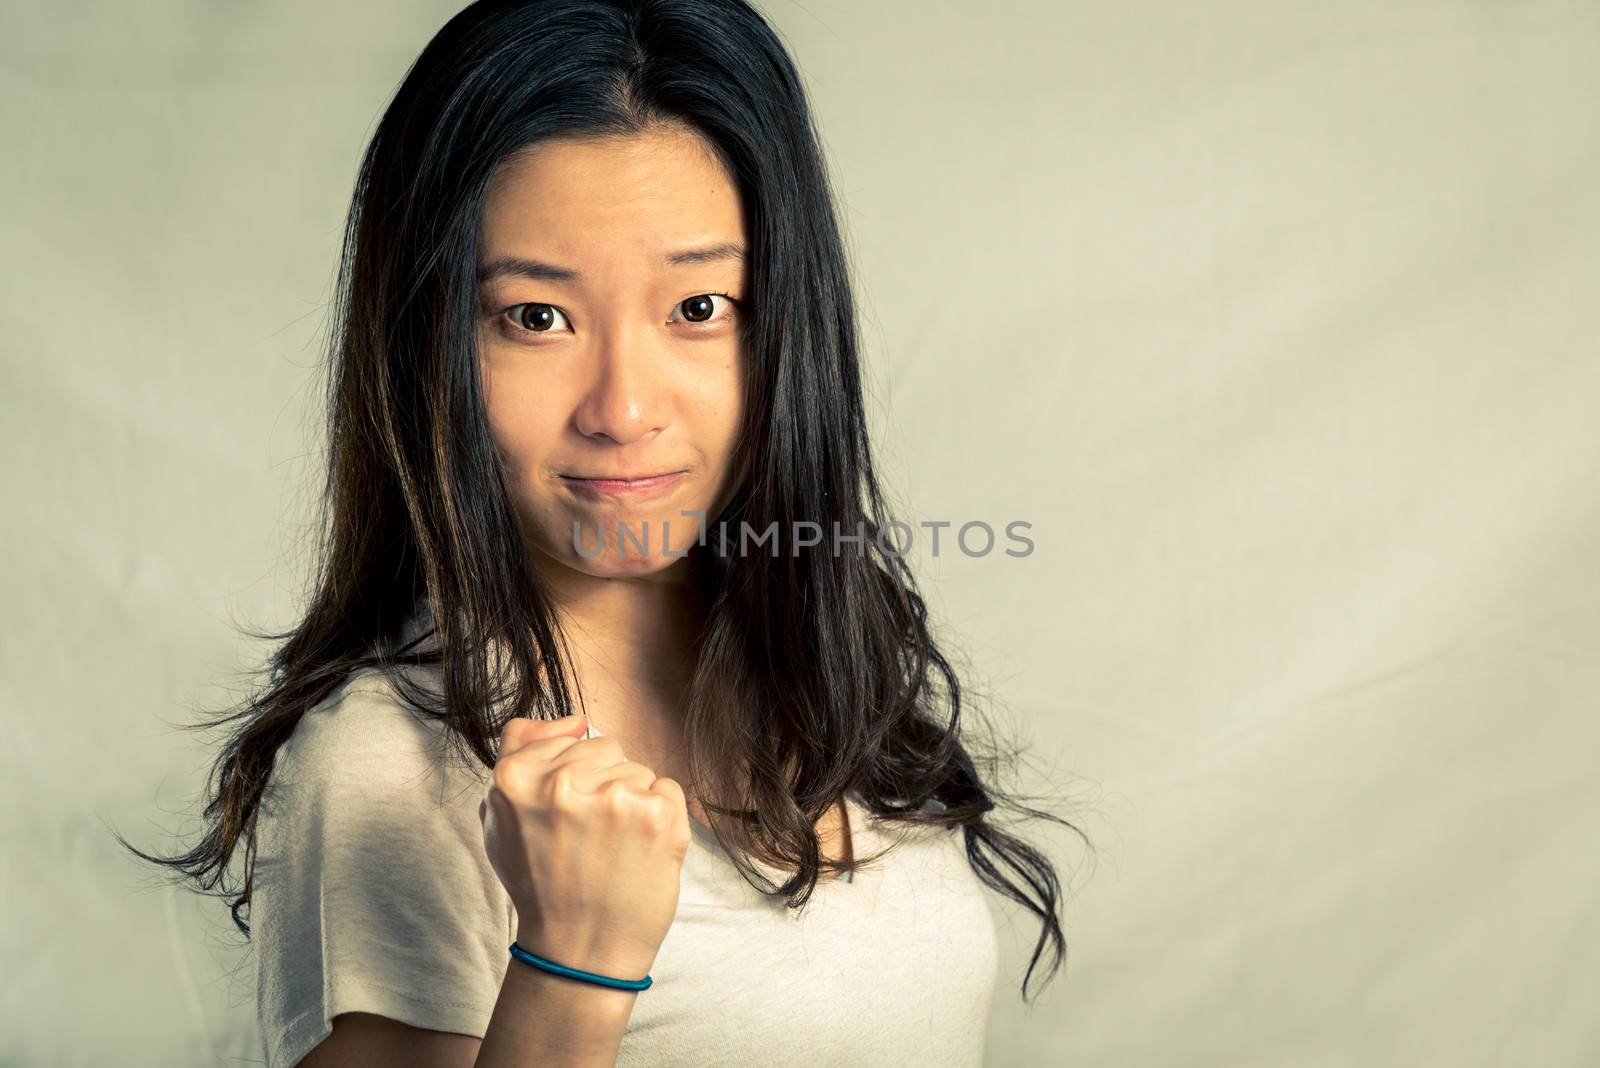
[501,713,588,750]
[527,712,589,738]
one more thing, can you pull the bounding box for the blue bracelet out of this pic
[508,942,654,992]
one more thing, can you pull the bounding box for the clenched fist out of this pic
[480,714,692,982]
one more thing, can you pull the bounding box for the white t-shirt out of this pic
[253,604,1000,1067]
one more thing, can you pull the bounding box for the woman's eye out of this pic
[505,303,571,335]
[497,294,737,341]
[669,293,737,325]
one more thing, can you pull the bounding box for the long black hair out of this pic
[118,0,1090,1001]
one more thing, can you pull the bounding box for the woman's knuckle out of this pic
[491,763,519,797]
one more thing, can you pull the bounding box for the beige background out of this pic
[3,1,1597,1064]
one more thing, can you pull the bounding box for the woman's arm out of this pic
[298,962,638,1067]
[477,956,638,1066]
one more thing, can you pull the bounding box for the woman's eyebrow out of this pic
[663,241,745,267]
[476,242,745,286]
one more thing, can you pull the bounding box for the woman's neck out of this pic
[533,550,706,775]
[530,551,855,877]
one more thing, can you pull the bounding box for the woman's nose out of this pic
[570,320,671,446]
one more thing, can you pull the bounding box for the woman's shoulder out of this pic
[268,663,483,804]
[252,665,513,1068]
[854,798,991,887]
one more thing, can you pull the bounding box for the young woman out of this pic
[124,1,1083,1064]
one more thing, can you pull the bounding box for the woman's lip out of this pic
[557,470,688,499]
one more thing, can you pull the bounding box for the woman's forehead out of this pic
[485,130,739,219]
[479,132,748,282]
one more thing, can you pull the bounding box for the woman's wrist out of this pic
[515,921,659,985]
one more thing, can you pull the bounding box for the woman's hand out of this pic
[480,714,692,982]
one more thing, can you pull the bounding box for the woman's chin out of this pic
[561,509,708,556]
[567,550,695,579]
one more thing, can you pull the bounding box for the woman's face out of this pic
[477,127,749,580]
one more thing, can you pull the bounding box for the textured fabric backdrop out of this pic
[2,2,1596,1065]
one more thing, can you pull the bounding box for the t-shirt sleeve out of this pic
[252,669,515,1068]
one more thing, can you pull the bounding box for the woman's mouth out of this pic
[557,470,689,501]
